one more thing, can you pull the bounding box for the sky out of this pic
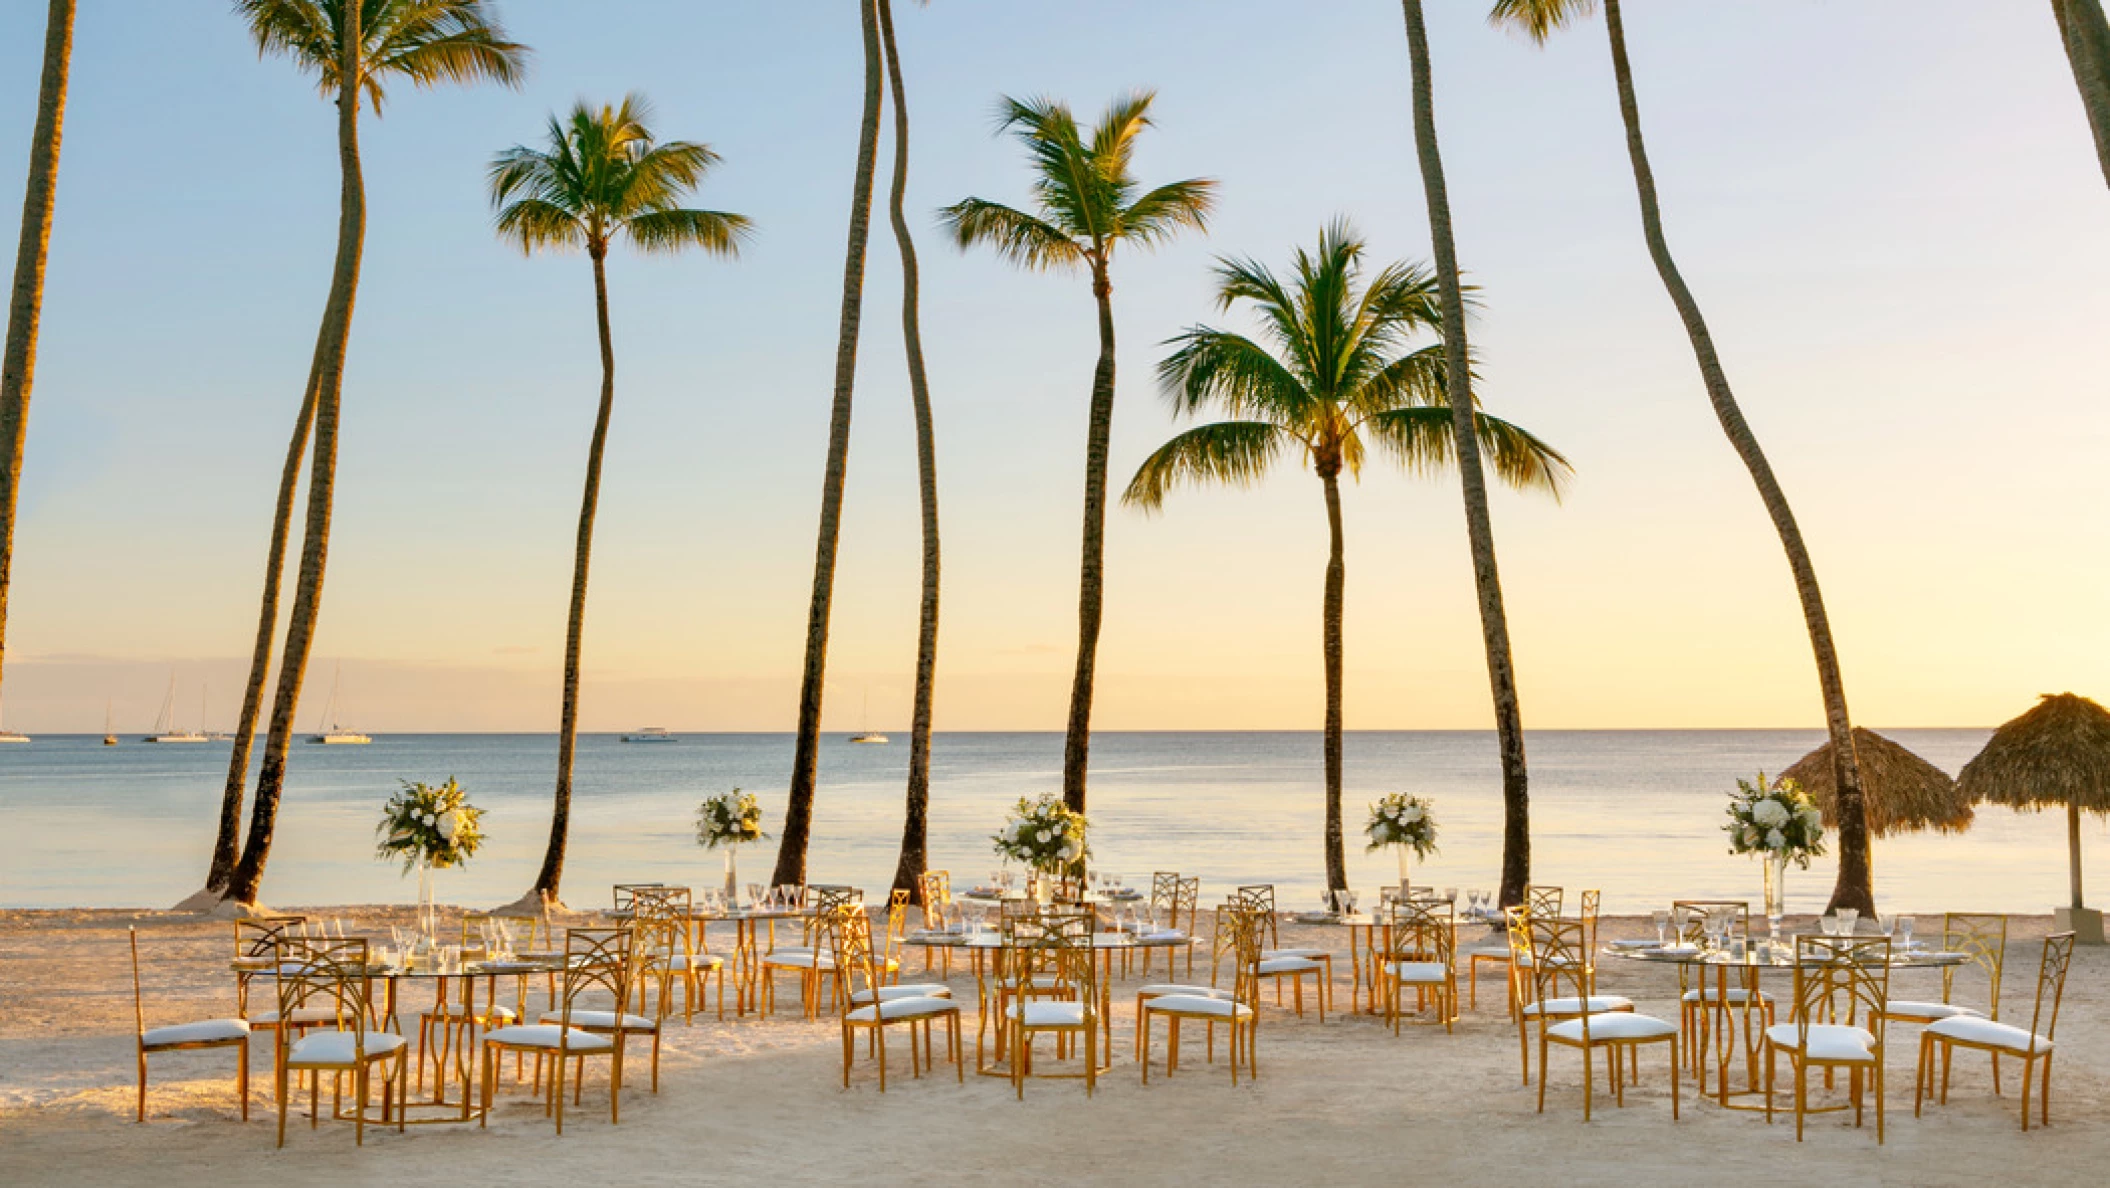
[0,0,2104,735]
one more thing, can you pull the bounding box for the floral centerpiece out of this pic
[1724,772,1826,925]
[1365,792,1439,890]
[991,793,1088,903]
[376,778,484,943]
[696,789,767,905]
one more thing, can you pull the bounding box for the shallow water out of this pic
[0,729,2088,914]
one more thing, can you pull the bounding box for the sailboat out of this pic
[144,675,207,743]
[102,699,117,746]
[848,689,887,745]
[306,666,371,744]
[0,696,26,743]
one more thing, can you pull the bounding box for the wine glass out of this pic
[1651,908,1670,948]
[1442,886,1458,905]
[1837,907,1860,936]
[1896,915,1916,950]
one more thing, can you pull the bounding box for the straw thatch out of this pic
[1958,693,2110,813]
[1781,727,1972,836]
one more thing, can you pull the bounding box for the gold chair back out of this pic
[274,936,374,1037]
[829,906,885,1015]
[553,927,634,1030]
[2022,931,2077,1045]
[1175,877,1201,933]
[1524,918,1591,1028]
[1672,900,1748,944]
[919,870,952,921]
[1151,872,1181,917]
[1388,898,1456,970]
[234,915,308,1013]
[1234,885,1279,946]
[1221,906,1267,1009]
[613,883,668,913]
[1525,885,1563,918]
[1939,912,2008,1017]
[1791,934,1891,1040]
[1006,909,1096,1012]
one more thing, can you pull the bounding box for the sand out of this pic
[1,906,2104,1187]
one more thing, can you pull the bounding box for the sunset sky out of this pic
[1,0,2104,734]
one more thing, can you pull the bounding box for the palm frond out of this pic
[1489,0,1598,44]
[1352,343,1455,414]
[936,198,1086,271]
[1158,327,1316,426]
[1365,407,1572,499]
[1121,421,1291,513]
[1116,178,1217,251]
[493,197,584,254]
[625,208,752,256]
[238,0,528,115]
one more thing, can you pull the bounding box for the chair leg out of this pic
[136,1051,148,1122]
[2019,1053,2032,1132]
[1915,1034,1930,1117]
[1669,1038,1680,1120]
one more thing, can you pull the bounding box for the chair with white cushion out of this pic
[1883,912,2004,1095]
[1005,910,1106,1098]
[761,885,865,1017]
[1530,918,1678,1122]
[1235,885,1332,1015]
[1140,906,1261,1083]
[1764,935,1889,1143]
[1917,931,2073,1132]
[234,916,339,1052]
[541,911,666,1093]
[1672,901,1773,1082]
[1509,906,1633,1085]
[131,927,250,1122]
[1381,899,1457,1034]
[834,904,962,1089]
[633,889,725,1026]
[486,927,632,1135]
[919,870,955,977]
[272,937,406,1148]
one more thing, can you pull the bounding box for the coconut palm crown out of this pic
[235,0,529,114]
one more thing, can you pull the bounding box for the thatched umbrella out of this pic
[1781,727,1971,837]
[1958,693,2110,926]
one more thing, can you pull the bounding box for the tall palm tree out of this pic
[775,0,884,887]
[1125,223,1570,892]
[490,96,749,907]
[940,92,1215,814]
[2054,0,2110,188]
[1398,0,1543,908]
[1486,0,1877,913]
[876,0,944,903]
[0,0,75,714]
[222,0,527,906]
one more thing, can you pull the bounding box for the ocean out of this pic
[0,729,2086,915]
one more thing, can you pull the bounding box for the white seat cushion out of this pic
[1927,1015,2051,1055]
[1883,999,1982,1023]
[143,1018,250,1047]
[1385,961,1450,984]
[1764,1023,1877,1062]
[1549,1013,1676,1042]
[1522,995,1632,1018]
[849,983,952,1005]
[667,953,724,971]
[1257,956,1322,976]
[1681,988,1772,1004]
[425,1002,518,1021]
[286,1029,406,1066]
[1009,1001,1086,1027]
[846,996,961,1022]
[538,1009,657,1033]
[762,952,836,970]
[247,1006,339,1028]
[1145,994,1253,1020]
[485,1024,614,1053]
[1138,983,1232,1000]
[1261,948,1328,962]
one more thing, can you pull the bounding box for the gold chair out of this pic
[612,883,667,914]
[1764,935,1890,1143]
[1139,872,1180,975]
[407,913,522,1096]
[486,927,632,1135]
[1005,910,1105,1098]
[1512,906,1637,1085]
[1917,931,2074,1131]
[1235,885,1332,1015]
[1884,912,2005,1095]
[834,905,963,1089]
[1529,918,1678,1121]
[1140,906,1261,1084]
[1381,900,1457,1034]
[633,888,726,1026]
[1672,901,1772,1076]
[919,870,954,976]
[273,937,406,1148]
[541,910,667,1092]
[131,927,250,1122]
[761,885,867,1017]
[1135,899,1243,1058]
[234,916,338,1048]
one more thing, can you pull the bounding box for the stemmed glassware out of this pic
[1897,915,1916,951]
[1837,907,1860,936]
[1651,908,1670,949]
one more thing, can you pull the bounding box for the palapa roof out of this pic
[1781,727,1971,836]
[1958,693,2110,814]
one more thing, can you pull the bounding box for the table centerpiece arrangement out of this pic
[376,778,484,954]
[991,793,1089,905]
[1724,771,1826,936]
[1365,791,1439,898]
[696,788,768,907]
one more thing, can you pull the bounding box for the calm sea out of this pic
[0,730,2086,915]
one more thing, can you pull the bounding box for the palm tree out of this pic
[940,91,1215,814]
[221,0,527,907]
[1397,0,1545,908]
[876,0,944,903]
[2053,0,2110,188]
[0,0,75,715]
[1124,222,1570,892]
[1486,0,1877,913]
[775,0,884,888]
[489,96,749,907]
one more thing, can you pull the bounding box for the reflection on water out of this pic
[1,730,2091,914]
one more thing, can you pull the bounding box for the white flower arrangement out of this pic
[991,793,1088,874]
[377,778,484,871]
[695,789,767,849]
[1364,792,1438,860]
[1724,772,1826,868]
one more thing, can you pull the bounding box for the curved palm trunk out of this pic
[1401,0,1534,908]
[1600,0,1872,914]
[225,4,366,906]
[1319,465,1347,894]
[202,381,318,896]
[1060,263,1117,815]
[878,0,942,902]
[0,0,74,705]
[526,248,618,904]
[2053,0,2110,188]
[778,0,883,887]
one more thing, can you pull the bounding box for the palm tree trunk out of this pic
[1060,261,1118,815]
[1319,464,1347,894]
[202,379,318,896]
[777,0,884,887]
[2053,0,2110,188]
[878,0,941,903]
[0,0,75,706]
[526,247,617,904]
[224,3,365,907]
[1600,0,1873,915]
[1400,0,1534,909]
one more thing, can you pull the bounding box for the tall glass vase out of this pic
[1396,847,1411,896]
[1033,870,1054,907]
[723,847,739,907]
[416,855,438,947]
[1763,851,1788,935]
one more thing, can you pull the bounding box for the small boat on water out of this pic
[848,732,889,744]
[103,699,117,746]
[143,675,207,743]
[305,665,371,744]
[621,726,676,743]
[848,689,887,744]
